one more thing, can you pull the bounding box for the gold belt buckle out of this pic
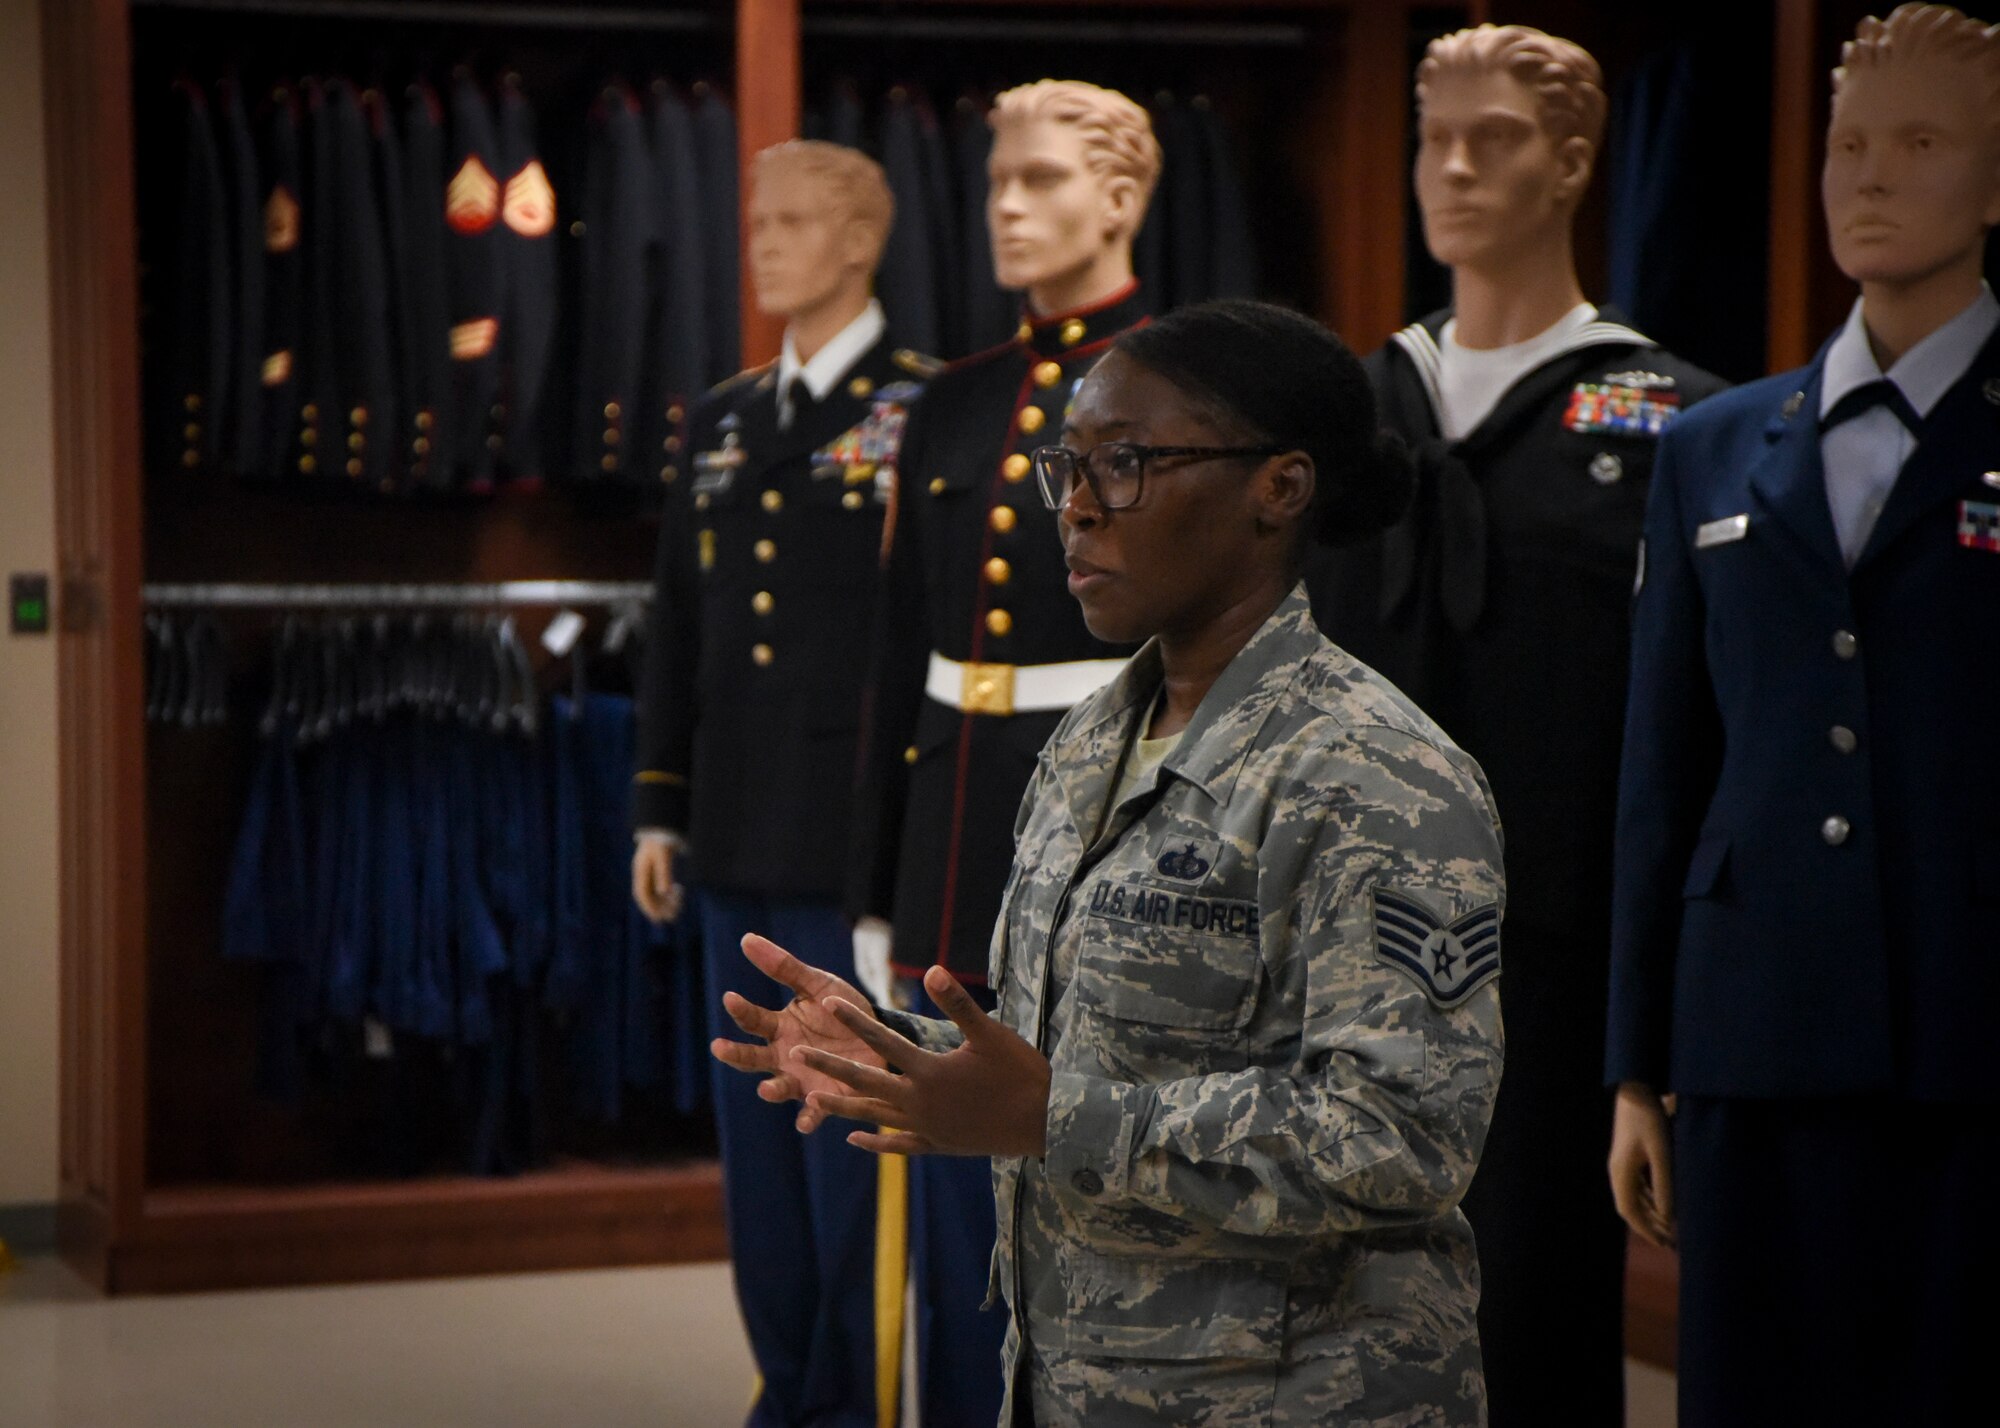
[960,660,1016,716]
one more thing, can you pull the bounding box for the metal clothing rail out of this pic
[129,0,723,33]
[142,581,653,608]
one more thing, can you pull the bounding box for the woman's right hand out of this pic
[1608,1081,1676,1248]
[710,934,888,1134]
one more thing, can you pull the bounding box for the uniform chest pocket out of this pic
[1076,887,1263,1032]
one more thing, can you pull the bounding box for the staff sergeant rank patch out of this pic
[1564,381,1681,437]
[1372,886,1500,1007]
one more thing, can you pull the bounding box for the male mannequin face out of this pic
[987,117,1140,295]
[1823,49,2000,289]
[1414,67,1593,274]
[746,168,876,322]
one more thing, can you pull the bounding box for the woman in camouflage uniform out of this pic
[716,301,1507,1426]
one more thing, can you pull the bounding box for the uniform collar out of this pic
[1819,282,1999,423]
[778,298,886,408]
[1015,279,1149,360]
[1057,584,1322,827]
[1390,302,1656,435]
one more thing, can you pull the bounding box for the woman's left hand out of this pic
[800,965,1052,1158]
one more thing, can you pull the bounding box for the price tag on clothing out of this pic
[541,608,586,657]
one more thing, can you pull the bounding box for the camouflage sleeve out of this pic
[875,1007,965,1055]
[1041,725,1505,1241]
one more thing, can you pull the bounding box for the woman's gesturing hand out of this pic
[709,933,888,1134]
[800,965,1053,1159]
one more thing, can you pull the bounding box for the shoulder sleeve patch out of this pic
[1371,886,1500,1008]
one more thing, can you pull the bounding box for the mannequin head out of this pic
[746,141,893,324]
[1413,25,1605,275]
[1824,5,2000,293]
[987,80,1160,312]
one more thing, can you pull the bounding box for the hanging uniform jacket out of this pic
[256,86,306,481]
[877,87,941,362]
[299,79,342,481]
[363,86,413,496]
[445,71,505,492]
[1191,97,1256,301]
[633,332,930,895]
[573,80,652,485]
[637,79,706,489]
[847,282,1150,983]
[691,83,740,384]
[399,81,453,491]
[325,79,396,492]
[216,78,266,480]
[162,77,231,478]
[495,74,559,487]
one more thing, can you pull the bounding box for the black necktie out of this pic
[1821,378,1921,435]
[782,378,816,429]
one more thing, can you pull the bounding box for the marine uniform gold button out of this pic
[298,454,316,474]
[843,490,864,510]
[664,435,682,453]
[413,436,430,454]
[183,423,201,441]
[990,506,1018,534]
[415,410,434,431]
[1017,406,1046,434]
[1016,321,1034,342]
[903,745,919,765]
[1034,361,1062,389]
[604,428,620,445]
[929,477,947,495]
[302,403,319,421]
[754,539,776,563]
[184,393,202,413]
[695,492,711,510]
[180,449,200,468]
[1002,453,1030,482]
[604,401,621,420]
[600,453,618,470]
[751,643,774,667]
[848,376,874,399]
[660,466,676,483]
[984,557,1012,585]
[752,591,774,615]
[1060,319,1086,346]
[346,457,364,477]
[350,406,368,426]
[761,489,784,513]
[985,608,1013,637]
[667,404,685,424]
[348,432,365,451]
[300,428,317,446]
[491,434,508,452]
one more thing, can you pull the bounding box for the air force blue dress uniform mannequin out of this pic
[1608,285,2000,1424]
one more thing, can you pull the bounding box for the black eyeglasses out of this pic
[1031,442,1286,511]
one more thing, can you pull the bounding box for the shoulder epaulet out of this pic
[892,348,944,379]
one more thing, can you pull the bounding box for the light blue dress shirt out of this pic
[1818,283,1999,567]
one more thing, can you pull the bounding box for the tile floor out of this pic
[0,1255,1675,1426]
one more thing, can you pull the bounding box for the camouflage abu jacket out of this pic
[888,585,1506,1426]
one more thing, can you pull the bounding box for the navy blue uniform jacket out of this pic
[1606,328,2000,1102]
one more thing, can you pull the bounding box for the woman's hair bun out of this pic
[1314,426,1416,548]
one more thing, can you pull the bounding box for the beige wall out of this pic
[0,0,62,1207]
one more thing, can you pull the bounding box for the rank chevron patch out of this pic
[1372,886,1501,1008]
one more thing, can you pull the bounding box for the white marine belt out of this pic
[925,652,1127,717]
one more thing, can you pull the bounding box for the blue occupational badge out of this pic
[1154,842,1213,883]
[716,410,743,434]
[1372,886,1500,1008]
[875,381,924,403]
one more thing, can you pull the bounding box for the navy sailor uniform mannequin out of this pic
[1307,304,1726,1427]
[1609,283,2000,1425]
[634,296,931,1428]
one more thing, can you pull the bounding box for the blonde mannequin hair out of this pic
[751,140,895,267]
[1417,24,1608,152]
[1835,4,2000,135]
[989,80,1162,215]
